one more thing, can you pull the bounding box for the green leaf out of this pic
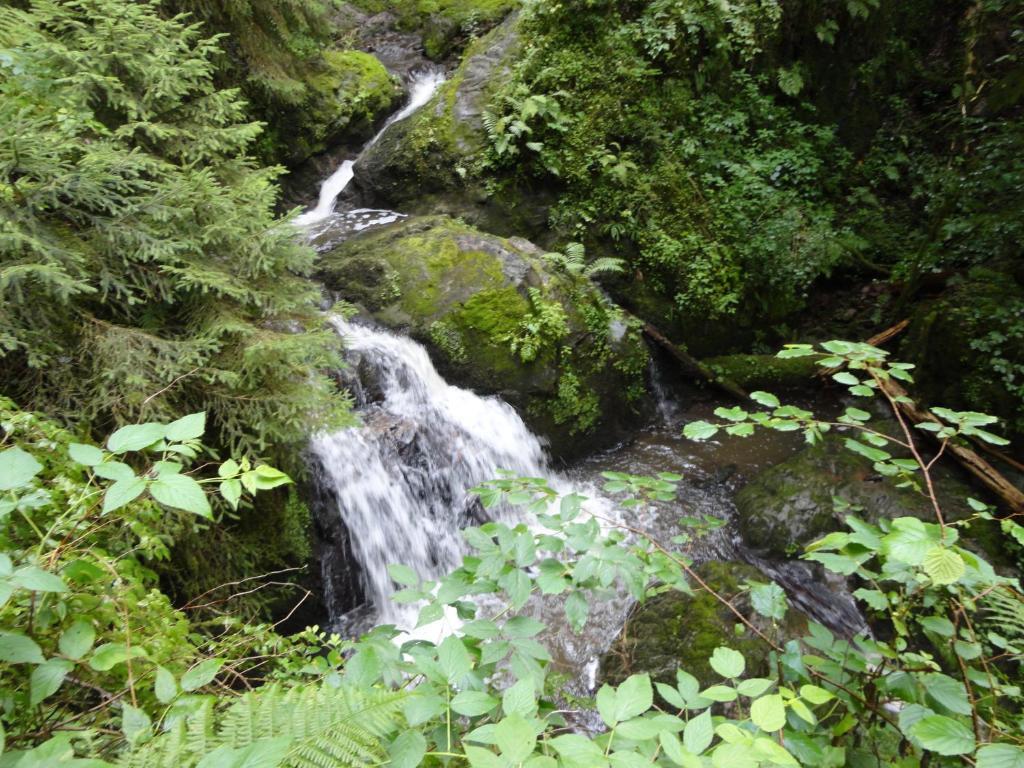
[438,635,472,682]
[150,473,211,518]
[976,744,1024,768]
[503,678,536,718]
[181,658,222,691]
[30,659,73,706]
[921,673,971,716]
[597,684,619,727]
[0,631,44,664]
[154,666,177,704]
[451,690,499,716]
[107,423,165,454]
[565,590,589,632]
[195,738,292,768]
[69,443,105,466]
[748,582,787,620]
[832,371,859,386]
[614,673,653,721]
[911,715,975,756]
[250,465,292,490]
[495,714,536,763]
[922,546,965,585]
[92,461,135,481]
[683,421,719,441]
[165,412,205,442]
[58,619,95,660]
[122,703,152,744]
[881,517,943,566]
[709,647,745,678]
[750,694,787,732]
[700,685,737,702]
[103,476,147,513]
[844,438,891,463]
[550,734,608,768]
[387,563,419,586]
[660,732,701,768]
[12,565,67,593]
[0,446,43,491]
[736,678,774,698]
[89,643,147,671]
[220,479,242,510]
[750,391,780,408]
[683,709,713,754]
[463,746,505,768]
[389,731,427,768]
[799,685,834,705]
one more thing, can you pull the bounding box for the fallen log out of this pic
[641,323,750,403]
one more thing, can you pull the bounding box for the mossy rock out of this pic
[260,49,401,166]
[601,561,808,690]
[703,354,819,392]
[346,0,518,60]
[318,215,651,458]
[735,431,977,559]
[352,16,549,235]
[901,265,1024,442]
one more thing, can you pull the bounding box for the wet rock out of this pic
[601,561,808,690]
[734,431,976,559]
[318,215,652,459]
[352,16,551,238]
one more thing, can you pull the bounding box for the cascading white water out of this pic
[311,318,550,626]
[295,69,446,227]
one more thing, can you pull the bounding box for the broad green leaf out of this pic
[92,461,135,481]
[150,473,211,518]
[195,737,292,768]
[748,581,787,620]
[464,745,506,768]
[495,714,536,763]
[220,479,242,510]
[799,684,834,705]
[389,731,427,768]
[250,465,292,490]
[750,391,780,408]
[700,685,737,702]
[922,546,965,585]
[881,517,943,566]
[165,412,205,442]
[660,732,701,768]
[68,443,105,466]
[683,421,718,441]
[750,694,786,732]
[438,635,472,682]
[12,565,67,593]
[30,659,73,705]
[683,709,713,754]
[0,446,42,490]
[107,423,165,454]
[565,591,589,632]
[154,666,177,704]
[503,678,536,718]
[614,673,653,721]
[0,631,45,664]
[89,643,147,671]
[709,647,745,678]
[550,733,608,768]
[921,673,971,716]
[597,684,619,727]
[103,476,147,513]
[122,703,152,744]
[736,678,774,698]
[59,620,95,660]
[911,715,975,756]
[451,690,499,716]
[976,744,1024,768]
[752,736,799,766]
[387,563,419,586]
[181,658,222,691]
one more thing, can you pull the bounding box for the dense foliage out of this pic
[1,346,1023,767]
[0,0,345,454]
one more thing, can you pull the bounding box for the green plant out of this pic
[501,288,569,364]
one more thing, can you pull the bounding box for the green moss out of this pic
[703,354,819,391]
[602,562,807,690]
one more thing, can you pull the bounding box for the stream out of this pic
[295,66,864,693]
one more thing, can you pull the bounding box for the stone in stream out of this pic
[317,215,652,459]
[601,561,808,691]
[734,431,984,561]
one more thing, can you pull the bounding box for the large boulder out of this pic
[734,431,977,559]
[601,561,808,690]
[317,216,652,458]
[263,50,401,166]
[352,16,551,238]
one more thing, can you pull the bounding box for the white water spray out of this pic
[295,69,446,227]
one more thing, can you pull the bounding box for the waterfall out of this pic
[295,68,446,227]
[310,318,550,626]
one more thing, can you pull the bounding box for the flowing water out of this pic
[298,62,862,686]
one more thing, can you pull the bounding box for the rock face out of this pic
[352,16,551,238]
[901,265,1024,442]
[317,215,651,458]
[601,561,808,690]
[269,50,401,166]
[734,431,976,559]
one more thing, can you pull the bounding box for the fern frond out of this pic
[983,585,1024,640]
[584,257,626,278]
